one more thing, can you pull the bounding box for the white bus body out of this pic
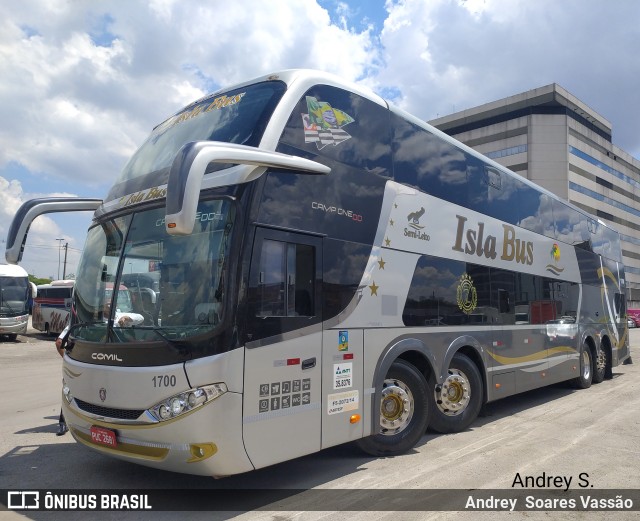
[4,70,630,476]
[32,280,75,335]
[0,264,30,341]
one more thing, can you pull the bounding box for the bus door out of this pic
[242,228,323,469]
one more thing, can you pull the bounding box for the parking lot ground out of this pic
[0,321,638,520]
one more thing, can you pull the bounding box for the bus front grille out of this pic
[74,398,145,421]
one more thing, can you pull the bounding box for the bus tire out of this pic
[592,345,609,384]
[573,343,593,389]
[428,353,483,434]
[356,359,430,457]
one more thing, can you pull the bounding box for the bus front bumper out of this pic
[62,391,254,477]
[0,316,28,335]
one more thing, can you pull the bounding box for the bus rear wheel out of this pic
[592,345,609,384]
[573,343,593,389]
[428,353,483,434]
[356,359,430,457]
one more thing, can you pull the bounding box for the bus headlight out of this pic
[148,383,227,422]
[62,378,73,404]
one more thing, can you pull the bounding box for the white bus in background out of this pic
[32,280,75,336]
[0,264,30,341]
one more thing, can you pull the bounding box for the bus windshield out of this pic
[0,276,29,315]
[71,199,235,344]
[106,80,286,201]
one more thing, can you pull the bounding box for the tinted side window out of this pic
[402,255,491,326]
[254,240,315,318]
[553,200,591,250]
[278,85,393,177]
[268,85,391,244]
[323,239,371,321]
[246,230,321,343]
[490,268,516,325]
[518,190,555,239]
[392,115,468,208]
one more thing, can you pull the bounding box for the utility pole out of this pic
[56,238,64,279]
[62,243,69,279]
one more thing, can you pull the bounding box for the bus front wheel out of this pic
[428,353,483,434]
[356,359,430,457]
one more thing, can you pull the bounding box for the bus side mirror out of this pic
[5,198,102,264]
[165,141,330,236]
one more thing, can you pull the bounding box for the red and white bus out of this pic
[32,280,74,335]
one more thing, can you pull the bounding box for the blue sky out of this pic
[1,0,639,278]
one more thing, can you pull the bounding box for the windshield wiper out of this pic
[128,325,193,356]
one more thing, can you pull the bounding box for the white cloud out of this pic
[377,0,640,156]
[0,0,379,189]
[0,176,78,277]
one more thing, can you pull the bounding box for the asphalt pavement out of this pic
[0,319,638,520]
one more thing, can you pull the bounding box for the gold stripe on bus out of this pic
[487,346,577,365]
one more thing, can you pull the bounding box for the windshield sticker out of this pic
[328,390,359,415]
[302,96,354,149]
[160,92,246,132]
[338,330,348,351]
[546,243,565,276]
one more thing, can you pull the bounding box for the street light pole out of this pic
[56,238,64,279]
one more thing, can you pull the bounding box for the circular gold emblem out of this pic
[457,273,478,315]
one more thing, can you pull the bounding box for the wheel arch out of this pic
[452,343,489,406]
[369,337,436,436]
[581,331,598,359]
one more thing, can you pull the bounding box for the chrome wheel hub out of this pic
[379,378,414,435]
[435,368,471,416]
[582,350,591,380]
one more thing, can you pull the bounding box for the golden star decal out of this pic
[389,218,394,226]
[394,203,398,209]
[384,237,391,247]
[378,258,386,269]
[369,281,379,296]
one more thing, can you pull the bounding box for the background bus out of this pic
[32,280,74,336]
[0,264,30,341]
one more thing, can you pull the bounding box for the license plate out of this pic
[90,425,118,447]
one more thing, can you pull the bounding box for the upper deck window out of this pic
[278,84,393,178]
[106,81,286,201]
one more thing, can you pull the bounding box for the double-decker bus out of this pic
[32,279,75,335]
[0,264,30,341]
[4,70,630,476]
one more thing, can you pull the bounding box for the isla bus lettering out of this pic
[120,187,167,207]
[452,215,534,265]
